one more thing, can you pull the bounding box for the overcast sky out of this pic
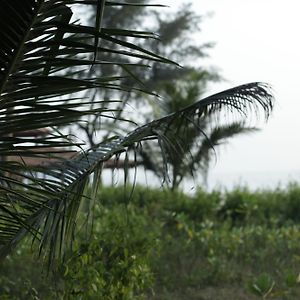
[153,0,300,190]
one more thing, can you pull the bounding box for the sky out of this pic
[150,0,300,190]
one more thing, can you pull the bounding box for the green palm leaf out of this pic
[0,0,274,267]
[189,122,259,182]
[0,0,175,263]
[0,81,273,265]
[138,75,269,189]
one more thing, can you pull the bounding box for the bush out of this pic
[59,203,158,300]
[2,184,300,299]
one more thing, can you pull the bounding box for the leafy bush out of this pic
[2,184,300,299]
[59,203,158,300]
[0,242,58,299]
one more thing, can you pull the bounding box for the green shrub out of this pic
[2,184,300,299]
[60,203,158,300]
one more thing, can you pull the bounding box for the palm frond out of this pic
[0,0,274,267]
[139,82,273,188]
[0,0,176,263]
[0,82,273,264]
[0,0,175,174]
[190,122,259,181]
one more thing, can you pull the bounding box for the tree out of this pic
[0,0,273,267]
[139,72,259,190]
[73,1,229,187]
[73,0,152,148]
[74,1,219,148]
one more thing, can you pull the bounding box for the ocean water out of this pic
[102,168,300,193]
[206,170,300,191]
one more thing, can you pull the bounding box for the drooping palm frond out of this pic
[188,122,259,183]
[0,0,174,263]
[0,0,274,267]
[0,81,273,264]
[139,122,258,189]
[139,72,271,189]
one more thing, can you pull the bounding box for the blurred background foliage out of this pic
[1,183,300,299]
[74,0,219,148]
[73,0,258,190]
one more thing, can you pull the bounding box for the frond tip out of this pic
[181,82,274,122]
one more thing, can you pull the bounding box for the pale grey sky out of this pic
[156,0,300,190]
[104,1,300,191]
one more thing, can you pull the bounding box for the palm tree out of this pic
[139,72,260,190]
[75,1,218,148]
[0,0,274,267]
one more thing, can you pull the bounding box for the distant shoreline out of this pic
[102,168,300,193]
[206,170,300,191]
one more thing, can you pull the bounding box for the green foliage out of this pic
[2,184,300,299]
[0,242,58,299]
[249,273,275,299]
[140,72,259,190]
[0,0,274,264]
[60,203,157,299]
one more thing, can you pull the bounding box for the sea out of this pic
[102,168,300,194]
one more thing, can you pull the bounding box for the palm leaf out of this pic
[0,0,175,176]
[188,122,259,182]
[0,0,176,262]
[0,0,274,267]
[0,82,273,265]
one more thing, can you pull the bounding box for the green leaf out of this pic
[0,0,274,269]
